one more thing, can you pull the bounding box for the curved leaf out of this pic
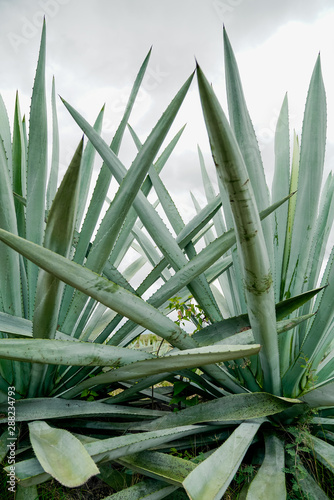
[60,345,261,399]
[245,434,286,499]
[29,421,99,487]
[183,421,261,499]
[143,392,301,431]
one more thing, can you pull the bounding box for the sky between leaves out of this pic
[0,0,333,244]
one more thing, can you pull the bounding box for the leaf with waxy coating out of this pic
[28,421,99,487]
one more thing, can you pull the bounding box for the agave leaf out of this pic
[76,105,105,230]
[61,84,228,326]
[61,73,195,334]
[108,191,292,348]
[0,228,197,350]
[0,429,11,462]
[27,140,83,397]
[59,49,152,326]
[132,225,171,280]
[111,125,186,269]
[12,425,210,488]
[176,194,222,248]
[46,76,60,211]
[147,154,184,235]
[104,479,178,500]
[113,192,293,350]
[198,145,238,316]
[281,131,299,295]
[272,93,290,302]
[117,450,196,486]
[60,345,261,399]
[245,434,286,499]
[25,20,48,319]
[135,192,293,318]
[305,433,334,474]
[183,421,261,500]
[0,338,155,366]
[304,173,334,295]
[132,133,222,321]
[33,139,83,340]
[84,424,212,465]
[301,380,334,407]
[97,194,294,351]
[0,398,164,423]
[197,63,280,395]
[298,173,334,342]
[285,454,330,500]
[0,94,12,179]
[0,139,22,316]
[223,28,272,263]
[28,421,99,487]
[283,259,334,396]
[0,311,79,343]
[4,456,49,488]
[107,373,172,405]
[193,314,314,348]
[142,392,300,431]
[284,55,326,301]
[275,286,324,321]
[193,315,249,346]
[12,92,26,239]
[14,484,39,500]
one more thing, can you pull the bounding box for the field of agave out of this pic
[0,20,334,499]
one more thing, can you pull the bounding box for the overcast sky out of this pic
[0,0,334,231]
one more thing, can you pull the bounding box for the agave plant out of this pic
[0,21,333,500]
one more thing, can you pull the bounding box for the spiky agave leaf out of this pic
[197,63,280,396]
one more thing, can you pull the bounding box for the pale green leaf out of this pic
[183,422,261,499]
[26,20,48,319]
[143,392,301,431]
[223,28,273,262]
[103,479,178,500]
[46,76,59,211]
[0,398,164,423]
[117,450,195,486]
[246,434,286,499]
[284,55,327,300]
[28,420,99,487]
[59,49,152,326]
[272,93,290,302]
[197,63,280,395]
[60,345,261,399]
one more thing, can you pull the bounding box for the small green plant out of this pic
[166,295,209,333]
[80,389,99,402]
[170,378,199,410]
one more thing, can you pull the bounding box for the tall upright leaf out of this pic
[0,139,22,316]
[46,76,59,211]
[0,94,13,182]
[197,64,281,395]
[272,94,290,301]
[12,92,27,239]
[283,55,326,302]
[61,74,195,334]
[59,49,152,325]
[29,140,83,397]
[223,27,273,265]
[26,21,48,319]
